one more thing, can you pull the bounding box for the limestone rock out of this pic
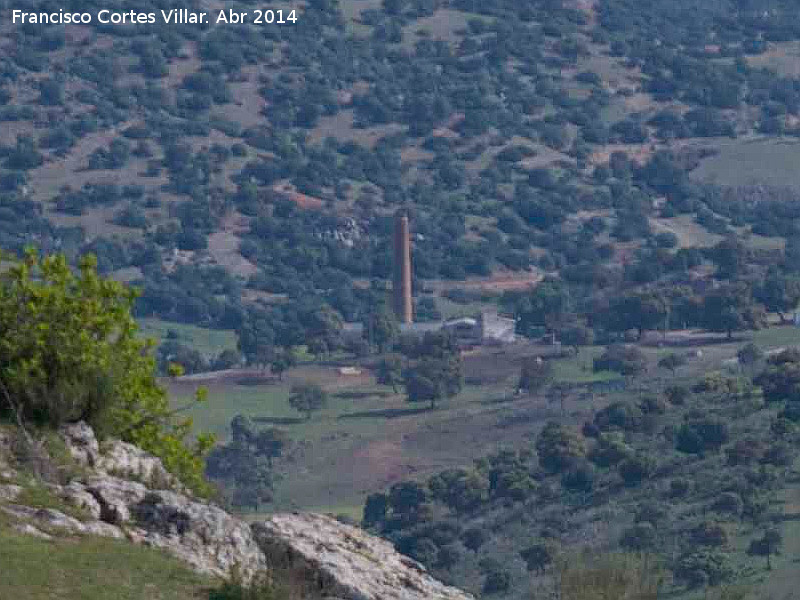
[252,513,475,600]
[130,490,268,582]
[0,483,22,502]
[97,440,181,491]
[59,421,100,467]
[60,421,181,491]
[61,481,102,520]
[0,504,123,539]
[82,476,148,524]
[13,523,53,540]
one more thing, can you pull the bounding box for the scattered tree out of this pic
[288,383,328,419]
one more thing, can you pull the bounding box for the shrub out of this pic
[462,527,487,551]
[0,251,214,494]
[482,569,511,594]
[593,401,643,432]
[536,422,587,473]
[588,433,632,467]
[520,542,556,572]
[620,522,656,551]
[618,455,655,487]
[664,384,690,405]
[561,461,595,493]
[692,522,729,548]
[669,478,691,498]
[675,417,729,454]
[674,550,734,588]
[593,345,647,376]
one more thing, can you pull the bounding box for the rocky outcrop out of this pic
[60,422,181,490]
[253,513,474,600]
[0,422,474,599]
[0,483,22,502]
[129,490,268,582]
[0,503,124,538]
[55,424,267,582]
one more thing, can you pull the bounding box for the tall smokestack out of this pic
[393,211,413,324]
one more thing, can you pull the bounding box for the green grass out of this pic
[170,381,293,440]
[751,325,800,349]
[137,318,238,359]
[551,347,621,384]
[0,517,213,600]
[690,137,800,189]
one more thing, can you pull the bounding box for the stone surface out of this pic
[0,484,22,502]
[61,481,102,520]
[130,490,268,582]
[253,513,475,600]
[59,421,100,467]
[0,504,124,539]
[82,476,148,524]
[97,440,181,490]
[13,523,53,540]
[60,422,181,491]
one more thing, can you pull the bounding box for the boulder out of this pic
[130,489,268,582]
[59,421,100,467]
[13,523,53,540]
[61,481,102,520]
[252,513,475,600]
[97,440,181,491]
[0,504,123,539]
[0,483,22,502]
[59,421,181,491]
[82,476,148,524]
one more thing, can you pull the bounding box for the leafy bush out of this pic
[0,251,214,494]
[536,422,587,473]
[482,569,511,594]
[620,522,656,551]
[674,550,735,588]
[675,417,729,454]
[593,345,647,376]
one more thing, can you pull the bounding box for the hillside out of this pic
[0,421,474,600]
[1,0,799,341]
[5,0,800,598]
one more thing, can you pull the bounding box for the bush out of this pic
[593,345,647,376]
[664,385,690,405]
[669,478,691,499]
[692,522,729,548]
[675,417,729,454]
[462,527,487,551]
[618,455,655,487]
[0,251,214,495]
[593,401,643,432]
[674,550,734,588]
[482,569,511,594]
[561,461,595,493]
[520,542,556,572]
[620,522,656,551]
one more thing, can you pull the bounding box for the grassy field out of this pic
[752,324,800,348]
[0,515,213,600]
[167,342,653,517]
[690,137,800,189]
[165,325,800,526]
[137,318,238,359]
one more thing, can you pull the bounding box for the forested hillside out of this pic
[5,0,800,597]
[2,0,800,354]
